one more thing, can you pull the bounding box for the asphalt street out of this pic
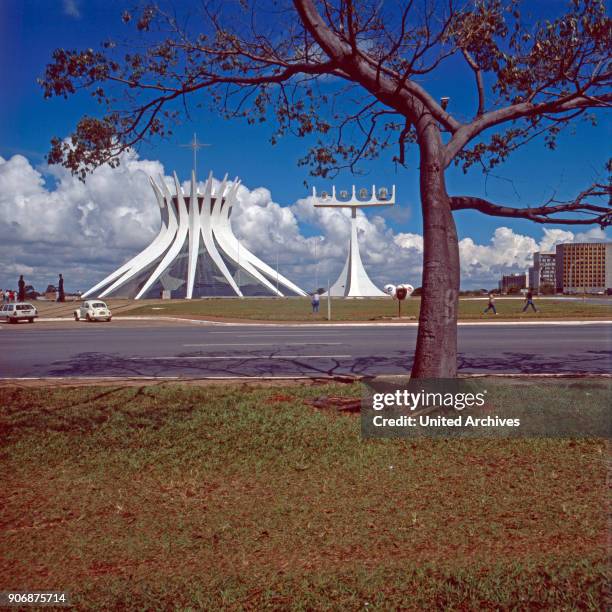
[0,320,610,378]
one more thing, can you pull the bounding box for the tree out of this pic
[40,0,611,377]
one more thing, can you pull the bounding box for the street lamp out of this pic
[237,238,241,289]
[314,236,324,290]
[270,232,282,297]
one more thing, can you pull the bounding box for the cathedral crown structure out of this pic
[83,171,306,299]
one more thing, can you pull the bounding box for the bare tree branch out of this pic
[451,181,611,226]
[445,92,612,167]
[461,48,485,117]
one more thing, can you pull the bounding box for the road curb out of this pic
[1,373,610,385]
[24,316,612,327]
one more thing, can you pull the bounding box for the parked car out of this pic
[74,300,112,322]
[0,302,38,323]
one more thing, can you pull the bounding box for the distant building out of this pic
[555,242,612,294]
[499,273,527,294]
[44,285,57,300]
[529,252,557,292]
[528,266,537,290]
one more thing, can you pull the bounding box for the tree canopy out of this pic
[40,0,611,225]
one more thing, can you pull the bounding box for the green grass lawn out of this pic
[119,296,612,321]
[0,381,608,609]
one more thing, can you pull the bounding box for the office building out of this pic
[529,252,557,292]
[555,242,612,294]
[499,273,527,294]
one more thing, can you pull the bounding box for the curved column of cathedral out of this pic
[83,176,178,298]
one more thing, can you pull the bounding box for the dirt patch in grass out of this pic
[0,382,608,609]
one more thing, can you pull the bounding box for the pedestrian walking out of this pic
[483,293,497,315]
[311,292,320,314]
[18,275,26,302]
[58,273,65,302]
[522,289,538,313]
[0,289,4,303]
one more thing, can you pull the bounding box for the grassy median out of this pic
[118,296,612,321]
[0,381,608,609]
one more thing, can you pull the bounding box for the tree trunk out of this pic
[411,122,460,378]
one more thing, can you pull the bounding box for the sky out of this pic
[0,0,609,294]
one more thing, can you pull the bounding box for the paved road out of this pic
[1,320,610,378]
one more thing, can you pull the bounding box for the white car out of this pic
[74,300,112,322]
[1,302,38,323]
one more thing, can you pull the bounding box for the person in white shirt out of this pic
[483,293,497,315]
[311,292,320,314]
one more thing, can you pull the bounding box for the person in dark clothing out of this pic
[17,275,26,302]
[58,274,65,302]
[522,289,538,312]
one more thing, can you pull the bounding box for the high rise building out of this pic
[529,252,557,293]
[555,242,612,294]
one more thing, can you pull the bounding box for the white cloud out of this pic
[0,151,608,294]
[394,232,423,252]
[62,0,81,18]
[538,227,575,253]
[574,226,608,243]
[0,151,162,292]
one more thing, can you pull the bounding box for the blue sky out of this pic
[0,0,609,292]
